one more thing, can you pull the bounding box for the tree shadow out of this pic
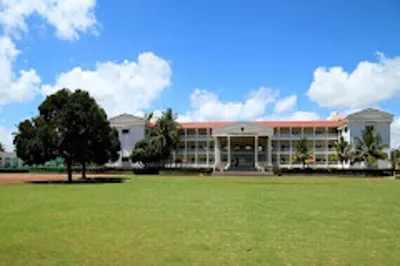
[227,180,340,186]
[27,176,129,185]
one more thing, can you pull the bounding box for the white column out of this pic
[206,128,210,166]
[268,136,272,166]
[227,136,231,165]
[195,128,199,166]
[313,127,316,162]
[184,129,188,162]
[254,136,259,165]
[214,137,219,164]
[289,127,292,167]
[277,128,281,167]
[325,127,329,167]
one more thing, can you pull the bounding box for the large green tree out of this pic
[334,136,353,168]
[131,108,180,167]
[293,138,312,168]
[352,127,388,168]
[14,89,121,182]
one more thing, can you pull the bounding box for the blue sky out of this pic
[1,0,400,150]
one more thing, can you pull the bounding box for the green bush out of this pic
[272,166,282,176]
[0,168,29,173]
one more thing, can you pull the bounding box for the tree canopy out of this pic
[13,89,121,182]
[352,127,388,168]
[293,138,312,168]
[131,108,180,167]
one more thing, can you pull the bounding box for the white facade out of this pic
[110,108,394,170]
[108,114,146,168]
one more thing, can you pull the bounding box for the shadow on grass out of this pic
[227,180,340,186]
[27,177,128,185]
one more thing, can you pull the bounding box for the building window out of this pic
[122,157,130,162]
[122,129,130,134]
[344,127,348,133]
[365,125,375,131]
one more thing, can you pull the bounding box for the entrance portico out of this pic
[212,122,274,171]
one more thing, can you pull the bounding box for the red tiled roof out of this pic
[178,122,229,129]
[177,119,348,129]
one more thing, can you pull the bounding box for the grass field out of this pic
[1,176,400,265]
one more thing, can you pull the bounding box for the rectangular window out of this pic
[122,157,130,162]
[122,129,130,134]
[365,125,375,131]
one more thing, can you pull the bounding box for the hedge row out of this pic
[0,166,394,177]
[134,167,214,175]
[273,167,394,177]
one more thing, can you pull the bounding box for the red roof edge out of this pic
[177,118,348,129]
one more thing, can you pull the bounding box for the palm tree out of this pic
[151,108,180,153]
[293,138,312,168]
[352,127,388,168]
[142,108,180,165]
[334,136,352,168]
[132,109,180,167]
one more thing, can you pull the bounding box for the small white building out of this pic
[109,108,393,170]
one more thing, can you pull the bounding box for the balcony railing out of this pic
[275,133,338,139]
[184,135,213,141]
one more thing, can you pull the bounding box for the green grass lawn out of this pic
[1,176,400,265]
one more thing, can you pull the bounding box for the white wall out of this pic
[118,125,146,167]
[108,115,147,168]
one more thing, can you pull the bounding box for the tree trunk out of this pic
[67,159,72,183]
[82,161,87,180]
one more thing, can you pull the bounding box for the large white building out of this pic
[109,108,393,171]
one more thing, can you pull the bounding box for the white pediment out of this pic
[347,108,393,122]
[110,114,145,127]
[212,122,273,136]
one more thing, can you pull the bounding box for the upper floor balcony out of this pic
[274,133,338,140]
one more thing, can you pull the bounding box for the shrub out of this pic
[133,168,160,175]
[272,166,282,176]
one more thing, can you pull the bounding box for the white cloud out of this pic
[177,88,320,122]
[288,111,320,121]
[0,36,41,107]
[257,111,320,121]
[0,0,98,40]
[180,87,278,122]
[307,53,400,108]
[0,126,14,152]
[391,117,400,148]
[274,95,297,114]
[41,52,172,117]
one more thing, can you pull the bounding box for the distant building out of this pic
[0,152,23,168]
[109,108,393,171]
